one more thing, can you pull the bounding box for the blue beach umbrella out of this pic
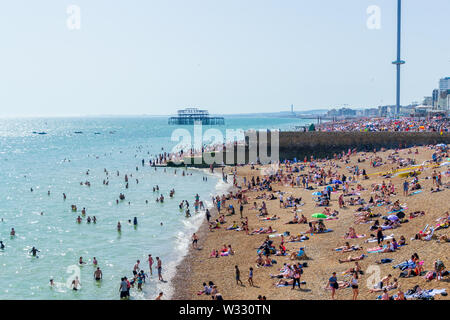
[332,180,343,184]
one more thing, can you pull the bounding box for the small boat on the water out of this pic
[74,131,83,134]
[32,131,47,135]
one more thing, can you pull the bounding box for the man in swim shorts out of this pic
[94,267,102,281]
[192,233,198,249]
[156,257,163,281]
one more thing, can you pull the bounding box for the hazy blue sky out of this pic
[0,0,449,117]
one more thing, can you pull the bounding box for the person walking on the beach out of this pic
[403,180,409,196]
[239,204,244,219]
[119,277,128,300]
[248,267,254,287]
[206,209,211,222]
[292,266,301,290]
[156,257,163,281]
[192,233,199,249]
[148,254,153,276]
[328,272,338,300]
[351,272,359,300]
[235,265,243,286]
[376,227,384,246]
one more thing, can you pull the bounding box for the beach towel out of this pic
[334,246,360,252]
[367,247,385,253]
[276,281,306,287]
[404,288,446,300]
[409,190,422,196]
[313,229,333,234]
[387,209,404,214]
[268,232,286,238]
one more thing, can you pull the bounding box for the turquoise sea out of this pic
[0,116,312,299]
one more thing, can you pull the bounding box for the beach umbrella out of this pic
[312,213,328,219]
[436,143,446,147]
[332,180,343,184]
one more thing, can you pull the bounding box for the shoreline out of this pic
[170,170,236,300]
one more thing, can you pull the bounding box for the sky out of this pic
[0,0,449,117]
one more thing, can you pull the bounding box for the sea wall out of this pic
[276,131,450,161]
[170,131,450,167]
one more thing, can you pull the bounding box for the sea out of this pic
[0,116,312,300]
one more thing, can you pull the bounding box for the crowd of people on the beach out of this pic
[191,141,449,300]
[317,118,449,133]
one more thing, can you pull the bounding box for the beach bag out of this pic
[424,271,435,281]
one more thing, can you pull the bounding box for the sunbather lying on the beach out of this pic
[341,262,363,275]
[369,278,398,293]
[409,211,425,219]
[414,227,435,241]
[260,215,279,221]
[338,254,366,263]
[334,242,361,252]
[250,226,274,235]
[325,280,350,290]
[288,234,309,242]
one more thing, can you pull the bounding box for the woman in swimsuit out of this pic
[351,272,359,300]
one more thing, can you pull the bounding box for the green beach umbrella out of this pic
[312,213,328,219]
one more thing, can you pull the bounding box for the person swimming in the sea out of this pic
[30,246,40,257]
[71,276,81,291]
